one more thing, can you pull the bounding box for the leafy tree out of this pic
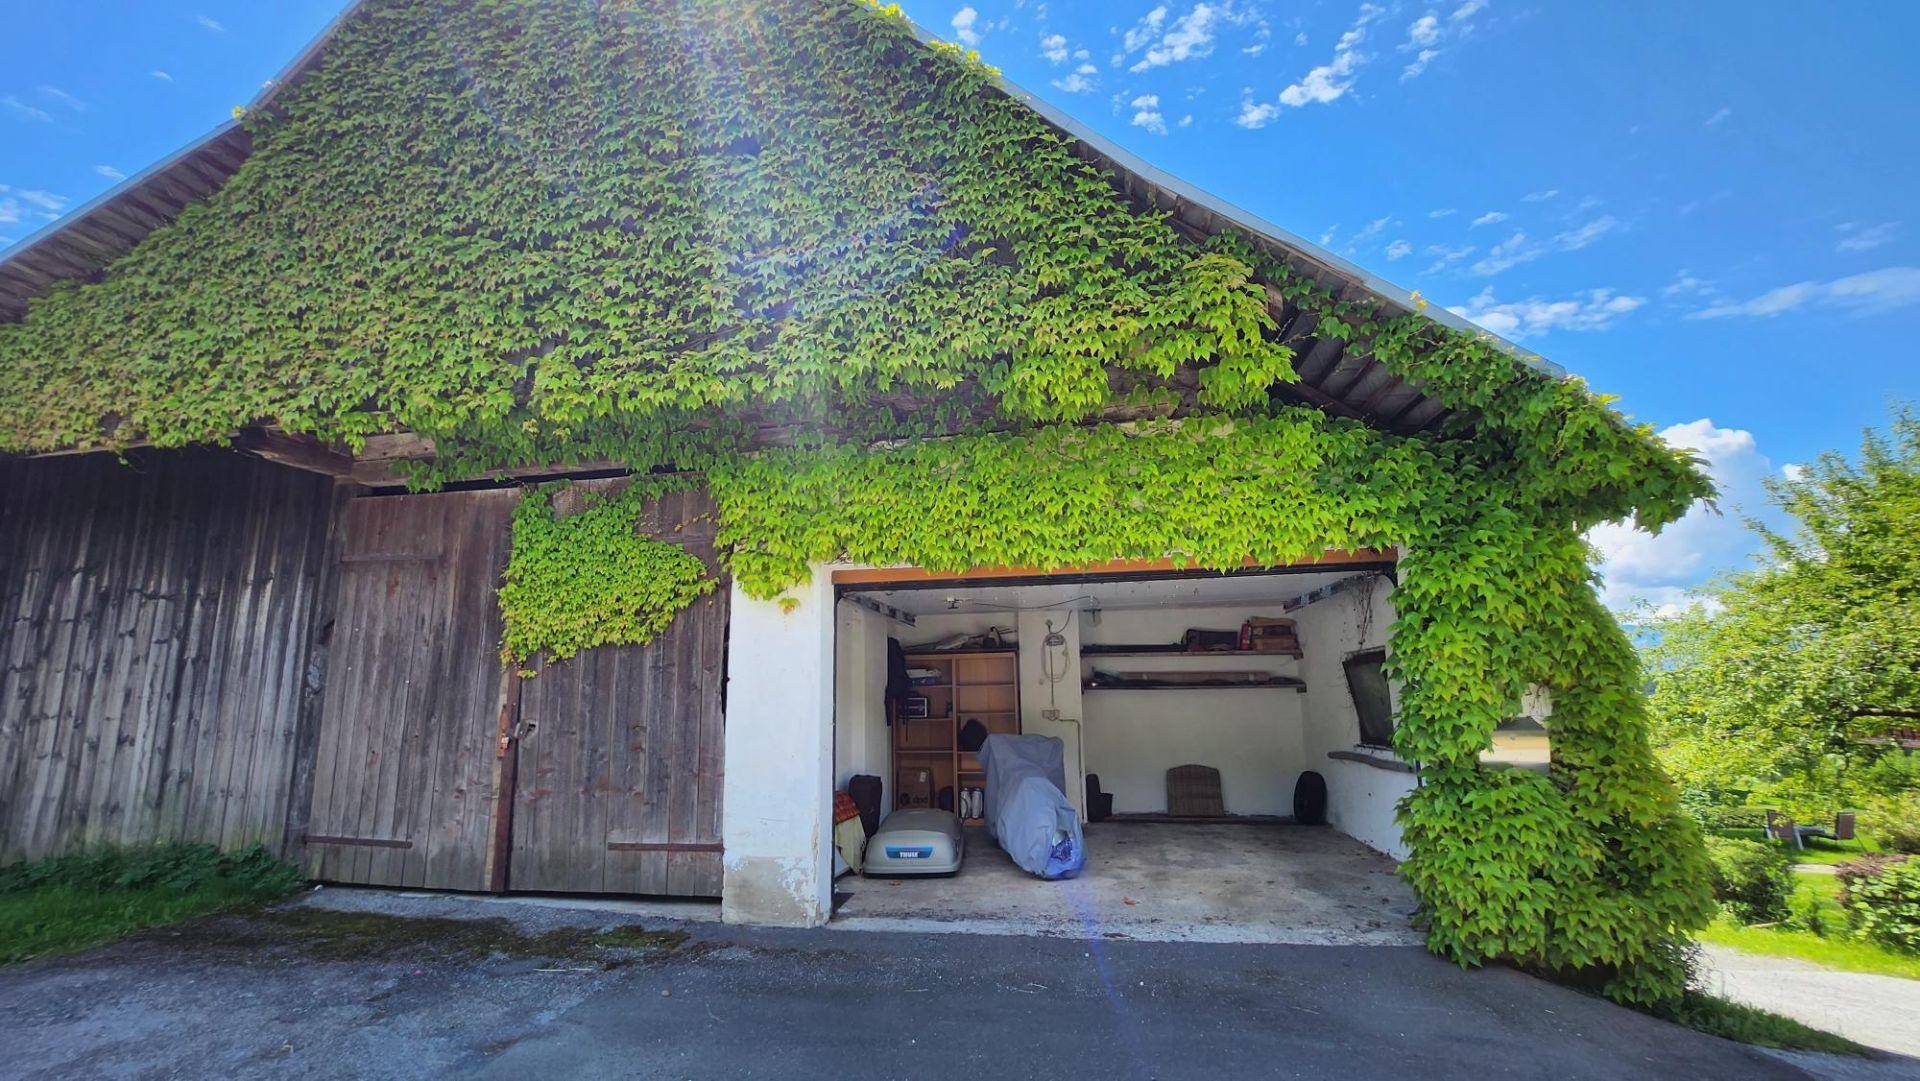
[1646,408,1920,816]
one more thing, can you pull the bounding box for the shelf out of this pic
[1084,678,1305,692]
[1081,643,1302,659]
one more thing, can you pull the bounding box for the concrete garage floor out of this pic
[834,821,1421,945]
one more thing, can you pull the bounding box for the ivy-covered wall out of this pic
[0,0,1715,1003]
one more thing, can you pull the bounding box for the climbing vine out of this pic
[707,408,1714,1005]
[0,0,1717,1005]
[498,481,714,666]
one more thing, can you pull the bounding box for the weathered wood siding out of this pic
[510,486,727,897]
[301,489,519,891]
[304,482,728,897]
[0,450,337,861]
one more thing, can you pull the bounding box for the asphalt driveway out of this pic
[0,891,1870,1080]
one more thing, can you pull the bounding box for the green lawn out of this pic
[1708,827,1880,864]
[1651,992,1869,1055]
[1696,870,1920,982]
[0,844,301,965]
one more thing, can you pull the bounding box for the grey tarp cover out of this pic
[979,734,1086,879]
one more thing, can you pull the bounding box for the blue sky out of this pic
[3,2,1917,609]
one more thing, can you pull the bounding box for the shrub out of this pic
[1840,855,1920,953]
[1693,805,1768,833]
[1704,837,1794,923]
[1867,791,1920,854]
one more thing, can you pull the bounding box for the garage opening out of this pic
[825,557,1422,944]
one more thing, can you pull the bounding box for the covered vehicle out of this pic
[979,734,1085,879]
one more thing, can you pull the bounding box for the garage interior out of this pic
[826,559,1427,944]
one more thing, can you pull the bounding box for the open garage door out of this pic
[828,558,1423,944]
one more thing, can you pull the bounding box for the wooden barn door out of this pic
[303,482,726,897]
[507,487,728,897]
[302,490,518,891]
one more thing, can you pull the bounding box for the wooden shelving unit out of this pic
[1083,677,1306,692]
[894,649,1019,824]
[1081,642,1305,660]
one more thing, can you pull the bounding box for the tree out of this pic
[1645,408,1920,815]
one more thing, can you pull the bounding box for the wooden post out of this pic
[483,664,524,893]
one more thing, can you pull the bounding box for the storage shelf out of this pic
[1081,643,1302,659]
[1083,678,1305,692]
[897,649,1020,815]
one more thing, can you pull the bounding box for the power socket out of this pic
[1041,708,1060,721]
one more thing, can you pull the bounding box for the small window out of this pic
[1343,649,1394,748]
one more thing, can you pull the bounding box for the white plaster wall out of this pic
[721,569,837,927]
[1017,608,1087,820]
[832,602,892,808]
[1078,605,1308,816]
[1292,576,1416,859]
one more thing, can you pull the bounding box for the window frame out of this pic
[1342,647,1395,750]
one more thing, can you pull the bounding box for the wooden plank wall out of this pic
[511,485,727,897]
[0,449,337,862]
[300,489,519,891]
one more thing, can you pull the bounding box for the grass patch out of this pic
[1706,828,1879,866]
[1652,991,1870,1055]
[224,908,692,967]
[1695,868,1920,981]
[1699,919,1920,981]
[0,844,302,965]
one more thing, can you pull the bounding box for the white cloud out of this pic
[0,185,69,225]
[1689,266,1920,320]
[151,69,174,82]
[1349,215,1394,246]
[1130,93,1167,134]
[1132,5,1218,71]
[1428,207,1456,219]
[2,96,54,124]
[951,6,981,46]
[1448,286,1644,339]
[1122,3,1260,73]
[1397,0,1483,81]
[1242,43,1266,56]
[1277,3,1385,107]
[1470,210,1507,227]
[1052,64,1099,94]
[1521,188,1558,202]
[1703,105,1732,127]
[1178,113,1193,127]
[1590,420,1774,611]
[1554,214,1621,251]
[1781,463,1807,483]
[1121,5,1170,54]
[1835,220,1899,254]
[1469,232,1542,275]
[36,85,86,112]
[1423,243,1475,273]
[195,14,226,32]
[93,164,126,181]
[1463,216,1622,275]
[1385,239,1412,260]
[1236,97,1279,129]
[1041,32,1069,63]
[1661,269,1714,299]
